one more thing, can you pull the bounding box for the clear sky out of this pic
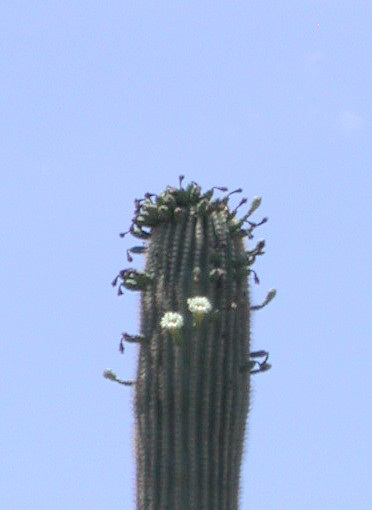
[1,2,371,509]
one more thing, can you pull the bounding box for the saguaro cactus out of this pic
[105,176,276,510]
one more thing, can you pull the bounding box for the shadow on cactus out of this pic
[104,176,276,510]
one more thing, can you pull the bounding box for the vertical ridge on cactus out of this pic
[108,178,276,510]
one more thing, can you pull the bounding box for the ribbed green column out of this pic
[106,177,275,510]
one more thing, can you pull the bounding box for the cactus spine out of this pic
[107,176,275,510]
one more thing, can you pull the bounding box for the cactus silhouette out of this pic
[106,176,276,510]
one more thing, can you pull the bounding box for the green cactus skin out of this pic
[110,177,275,510]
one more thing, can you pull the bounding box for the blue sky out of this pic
[1,2,371,509]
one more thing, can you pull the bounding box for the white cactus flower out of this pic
[187,296,212,315]
[187,296,212,328]
[160,312,185,346]
[160,311,184,331]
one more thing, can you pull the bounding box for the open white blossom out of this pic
[187,296,212,315]
[160,311,184,331]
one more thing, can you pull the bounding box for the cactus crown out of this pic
[108,176,275,510]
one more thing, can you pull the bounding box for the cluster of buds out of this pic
[120,224,151,240]
[119,177,269,248]
[111,269,153,295]
[228,196,263,231]
[224,238,266,284]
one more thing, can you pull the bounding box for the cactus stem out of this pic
[110,177,275,509]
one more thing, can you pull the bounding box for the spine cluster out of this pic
[105,176,276,510]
